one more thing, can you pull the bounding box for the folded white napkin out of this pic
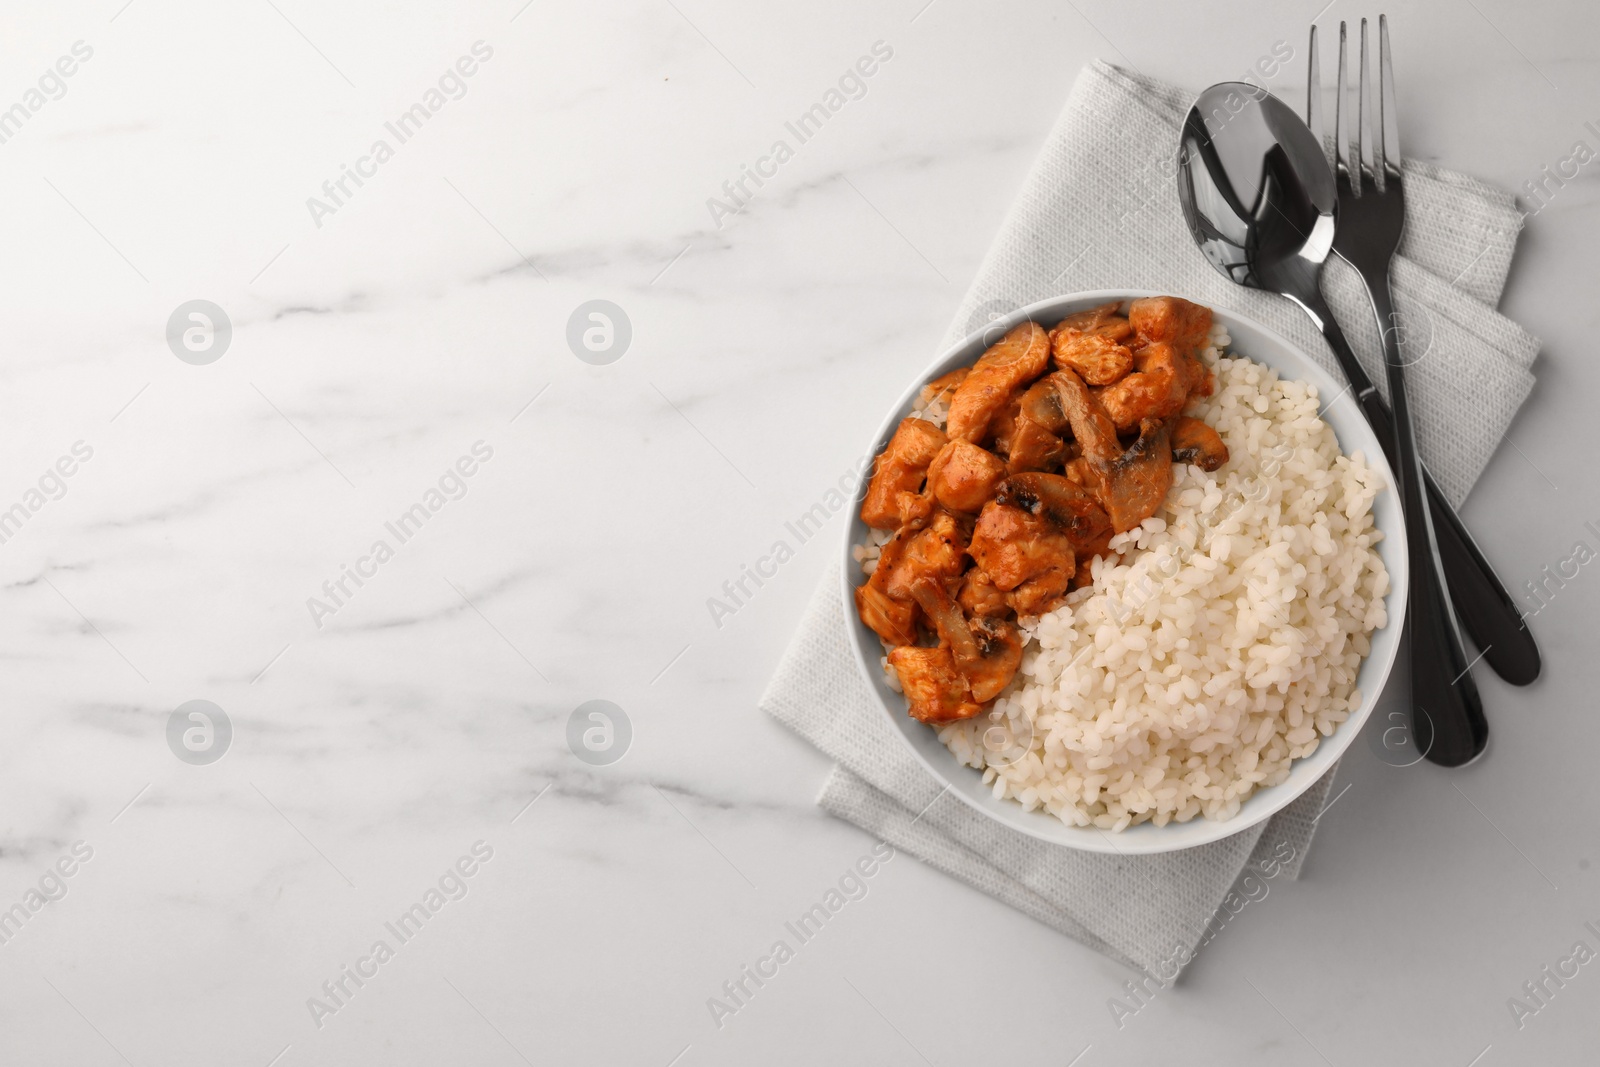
[761,61,1538,976]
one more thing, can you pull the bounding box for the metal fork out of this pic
[1308,24,1538,693]
[1320,16,1487,766]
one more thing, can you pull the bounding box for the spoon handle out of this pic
[1295,287,1540,687]
[1366,272,1489,766]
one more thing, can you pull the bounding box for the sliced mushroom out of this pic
[910,579,1022,703]
[995,472,1112,551]
[1049,367,1176,533]
[1005,418,1067,474]
[1096,417,1174,534]
[1171,415,1229,471]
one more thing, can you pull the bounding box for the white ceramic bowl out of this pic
[841,291,1408,854]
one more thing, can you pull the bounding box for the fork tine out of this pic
[1307,24,1322,140]
[1359,17,1377,187]
[1379,14,1402,178]
[1335,21,1356,188]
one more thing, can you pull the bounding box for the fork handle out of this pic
[1296,289,1540,687]
[1365,273,1489,766]
[1357,388,1540,685]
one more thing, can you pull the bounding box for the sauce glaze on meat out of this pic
[856,297,1230,724]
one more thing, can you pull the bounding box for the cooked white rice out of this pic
[868,325,1390,828]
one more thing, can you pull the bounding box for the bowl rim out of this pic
[840,289,1409,854]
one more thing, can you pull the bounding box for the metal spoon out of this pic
[1173,83,1537,692]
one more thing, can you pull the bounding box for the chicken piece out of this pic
[1050,370,1176,533]
[910,580,1023,702]
[1183,351,1216,399]
[1069,526,1118,587]
[854,581,918,646]
[995,472,1112,551]
[1005,417,1067,474]
[919,366,969,408]
[1171,415,1229,471]
[1052,330,1135,386]
[958,568,1011,617]
[873,510,970,602]
[1007,570,1074,617]
[894,488,936,529]
[1097,342,1190,431]
[970,501,1076,593]
[946,321,1052,443]
[1129,296,1213,351]
[1051,301,1133,342]
[860,417,947,529]
[928,440,1007,514]
[888,646,983,724]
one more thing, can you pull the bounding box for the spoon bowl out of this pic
[1177,82,1338,317]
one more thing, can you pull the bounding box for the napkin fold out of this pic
[761,61,1539,977]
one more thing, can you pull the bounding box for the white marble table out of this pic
[0,1,1594,1063]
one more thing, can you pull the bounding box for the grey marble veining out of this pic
[0,0,1596,1064]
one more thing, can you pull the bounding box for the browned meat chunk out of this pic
[1069,526,1117,588]
[910,579,1023,702]
[928,440,1008,514]
[888,645,983,723]
[1051,301,1133,342]
[958,568,1011,617]
[946,321,1051,443]
[1052,331,1134,386]
[873,511,970,602]
[1097,342,1189,431]
[1171,416,1229,471]
[1183,351,1216,399]
[1129,296,1212,351]
[970,501,1076,597]
[860,417,946,529]
[1007,570,1073,617]
[919,366,969,407]
[854,581,918,646]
